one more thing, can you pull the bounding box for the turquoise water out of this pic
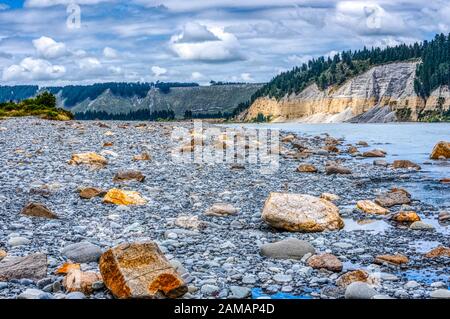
[231,123,450,206]
[252,288,313,299]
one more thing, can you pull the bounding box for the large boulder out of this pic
[261,193,344,232]
[260,238,315,259]
[103,189,147,206]
[430,141,450,160]
[20,202,58,219]
[68,152,107,167]
[0,253,47,281]
[375,188,411,208]
[99,242,187,299]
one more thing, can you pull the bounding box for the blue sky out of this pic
[0,0,448,86]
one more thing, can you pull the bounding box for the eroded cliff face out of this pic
[243,61,439,123]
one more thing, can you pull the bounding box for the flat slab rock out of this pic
[99,242,187,299]
[260,238,315,259]
[261,193,344,232]
[0,253,47,281]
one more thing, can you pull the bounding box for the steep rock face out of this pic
[244,62,437,123]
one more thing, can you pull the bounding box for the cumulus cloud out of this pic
[191,71,204,80]
[151,65,167,77]
[2,57,66,81]
[103,47,118,59]
[78,57,102,70]
[171,23,244,62]
[33,36,67,59]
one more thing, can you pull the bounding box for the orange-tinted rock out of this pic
[63,269,102,295]
[347,146,359,154]
[133,152,151,161]
[281,135,295,143]
[357,200,389,215]
[21,202,58,219]
[307,253,343,272]
[103,189,147,206]
[103,142,114,147]
[69,152,108,167]
[391,211,421,223]
[363,149,385,157]
[424,246,450,258]
[374,254,409,265]
[79,187,106,199]
[336,270,370,287]
[392,160,421,170]
[55,263,81,275]
[430,141,450,160]
[0,250,6,261]
[325,165,352,175]
[323,145,339,153]
[320,193,340,201]
[297,164,318,173]
[99,242,187,299]
[113,170,145,183]
[440,178,450,184]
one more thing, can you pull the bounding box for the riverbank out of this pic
[0,118,448,299]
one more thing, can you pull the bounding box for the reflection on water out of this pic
[343,218,391,234]
[402,269,449,285]
[409,240,443,253]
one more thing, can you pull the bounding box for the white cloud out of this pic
[176,22,220,43]
[2,57,66,81]
[103,47,118,59]
[191,71,204,80]
[171,24,244,62]
[152,65,167,77]
[241,73,253,81]
[33,36,67,59]
[78,57,101,70]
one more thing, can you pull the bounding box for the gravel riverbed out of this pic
[0,117,448,299]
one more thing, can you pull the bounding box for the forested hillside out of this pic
[240,33,450,116]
